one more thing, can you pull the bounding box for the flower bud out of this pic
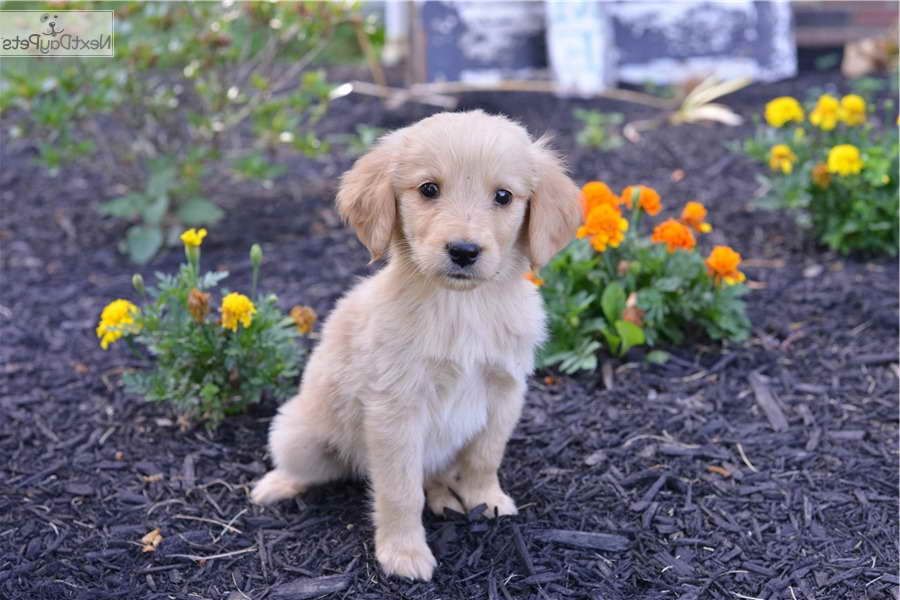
[250,243,263,268]
[132,274,145,295]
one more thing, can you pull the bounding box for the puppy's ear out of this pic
[336,135,397,261]
[526,138,582,269]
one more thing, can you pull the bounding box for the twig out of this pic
[353,17,386,87]
[167,545,258,562]
[336,80,457,109]
[173,513,243,536]
[410,80,674,109]
[736,443,758,473]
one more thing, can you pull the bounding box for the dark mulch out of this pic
[1,70,897,600]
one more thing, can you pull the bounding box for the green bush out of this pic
[96,229,314,430]
[574,108,624,151]
[1,1,374,262]
[743,90,899,255]
[537,184,750,374]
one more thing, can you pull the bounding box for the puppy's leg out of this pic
[366,402,436,581]
[251,396,346,505]
[450,376,525,518]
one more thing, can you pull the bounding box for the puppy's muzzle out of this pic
[446,241,481,268]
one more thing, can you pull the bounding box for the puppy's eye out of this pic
[419,182,439,199]
[494,189,513,206]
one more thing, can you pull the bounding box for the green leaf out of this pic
[645,350,670,364]
[126,225,163,264]
[615,320,645,355]
[141,194,169,225]
[654,276,683,292]
[177,198,224,226]
[147,165,176,199]
[98,193,144,219]
[600,282,626,324]
[600,326,621,354]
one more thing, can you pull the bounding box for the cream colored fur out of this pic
[251,111,581,581]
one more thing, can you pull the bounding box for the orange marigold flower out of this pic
[621,185,661,216]
[576,203,629,253]
[680,201,712,233]
[811,163,831,189]
[651,219,696,253]
[580,181,620,218]
[706,245,746,285]
[523,271,544,287]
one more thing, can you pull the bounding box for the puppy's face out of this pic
[337,111,581,290]
[391,116,533,290]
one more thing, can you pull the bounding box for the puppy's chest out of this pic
[421,362,494,474]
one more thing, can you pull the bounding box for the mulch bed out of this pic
[1,70,897,600]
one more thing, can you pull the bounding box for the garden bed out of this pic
[1,70,897,600]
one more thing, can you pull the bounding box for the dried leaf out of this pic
[140,528,163,552]
[706,465,732,478]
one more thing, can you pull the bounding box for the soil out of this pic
[1,69,897,600]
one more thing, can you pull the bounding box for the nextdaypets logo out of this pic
[0,10,114,57]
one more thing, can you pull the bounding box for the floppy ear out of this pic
[335,135,397,261]
[526,138,582,269]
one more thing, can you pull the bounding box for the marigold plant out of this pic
[743,86,898,255]
[538,184,751,373]
[97,230,314,429]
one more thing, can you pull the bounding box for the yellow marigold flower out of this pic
[290,305,317,335]
[680,201,712,233]
[706,245,746,285]
[180,228,207,248]
[764,96,804,127]
[809,94,840,131]
[839,94,866,126]
[827,144,863,176]
[576,203,629,253]
[651,219,696,253]
[811,163,831,189]
[96,299,140,350]
[187,288,210,323]
[769,144,797,174]
[523,271,544,287]
[220,292,256,331]
[621,185,662,216]
[580,181,620,218]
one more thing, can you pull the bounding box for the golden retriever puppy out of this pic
[251,110,580,581]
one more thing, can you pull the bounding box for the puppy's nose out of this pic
[446,241,481,267]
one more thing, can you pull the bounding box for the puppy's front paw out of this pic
[376,537,437,581]
[250,470,305,505]
[426,485,464,517]
[466,487,518,518]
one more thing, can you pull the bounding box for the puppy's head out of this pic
[336,110,581,290]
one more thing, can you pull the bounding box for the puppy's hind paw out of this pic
[426,486,465,517]
[467,487,518,518]
[250,470,305,505]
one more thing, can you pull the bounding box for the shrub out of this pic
[743,91,899,255]
[536,184,751,374]
[96,230,314,429]
[1,1,371,263]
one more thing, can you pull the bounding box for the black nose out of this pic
[446,241,481,267]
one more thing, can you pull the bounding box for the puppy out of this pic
[251,110,581,581]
